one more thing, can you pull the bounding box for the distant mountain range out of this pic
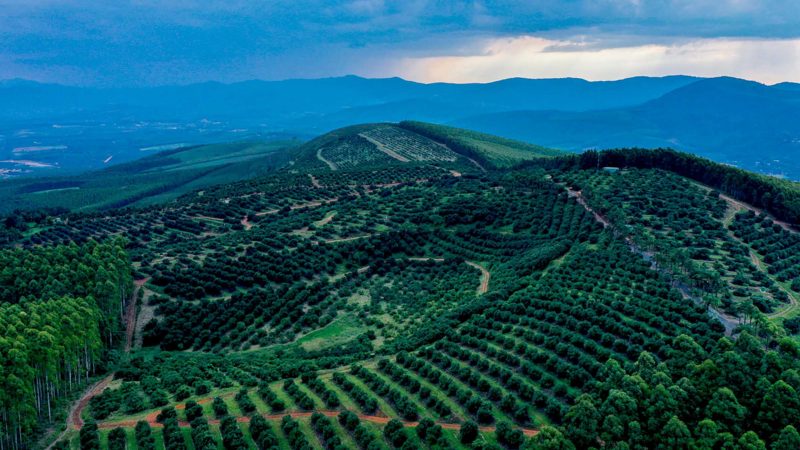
[2,75,800,178]
[453,77,800,179]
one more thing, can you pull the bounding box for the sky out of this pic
[1,0,799,86]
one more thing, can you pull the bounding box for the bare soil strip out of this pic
[99,408,537,437]
[194,215,224,222]
[241,216,252,230]
[314,211,336,227]
[465,261,490,294]
[566,189,610,228]
[53,278,145,445]
[325,234,373,244]
[125,278,149,352]
[358,133,411,162]
[467,158,487,172]
[317,148,338,170]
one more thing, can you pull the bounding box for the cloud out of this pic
[1,0,799,85]
[395,35,800,84]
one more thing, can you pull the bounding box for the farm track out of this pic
[99,407,538,437]
[54,278,145,442]
[719,193,798,233]
[125,278,148,352]
[691,180,798,233]
[358,133,411,162]
[564,185,742,334]
[465,261,490,294]
[316,148,338,171]
[325,234,373,244]
[241,215,252,230]
[47,374,114,447]
[315,212,336,227]
[746,250,800,319]
[718,191,800,320]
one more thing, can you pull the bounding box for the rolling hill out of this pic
[0,75,691,177]
[0,140,296,213]
[291,122,563,172]
[4,124,800,449]
[454,77,800,179]
[0,122,558,215]
[6,75,800,180]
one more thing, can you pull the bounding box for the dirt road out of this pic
[100,407,538,437]
[124,278,149,353]
[465,261,491,294]
[241,216,252,230]
[52,277,146,444]
[316,148,338,171]
[47,374,115,447]
[564,185,741,335]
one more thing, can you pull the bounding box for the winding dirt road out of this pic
[465,261,491,294]
[316,148,338,171]
[747,250,800,319]
[47,375,114,448]
[52,278,148,444]
[564,185,742,334]
[718,192,797,233]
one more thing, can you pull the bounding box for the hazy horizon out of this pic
[2,1,800,86]
[2,73,797,89]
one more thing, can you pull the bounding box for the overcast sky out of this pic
[1,0,799,86]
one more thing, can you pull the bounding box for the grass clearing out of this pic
[297,315,367,352]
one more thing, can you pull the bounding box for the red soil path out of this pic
[99,407,538,437]
[56,278,146,442]
[68,375,114,431]
[241,216,252,230]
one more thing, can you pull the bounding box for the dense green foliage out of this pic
[7,124,800,449]
[0,141,294,214]
[530,148,800,225]
[0,239,131,448]
[399,121,563,168]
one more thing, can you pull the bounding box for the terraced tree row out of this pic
[561,168,788,315]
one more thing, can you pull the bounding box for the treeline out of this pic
[555,333,800,449]
[525,148,800,225]
[0,207,67,245]
[0,238,133,346]
[0,239,132,449]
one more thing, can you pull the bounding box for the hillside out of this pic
[7,75,800,180]
[0,76,693,177]
[398,121,563,168]
[292,122,562,172]
[5,126,800,449]
[0,140,295,214]
[454,77,800,179]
